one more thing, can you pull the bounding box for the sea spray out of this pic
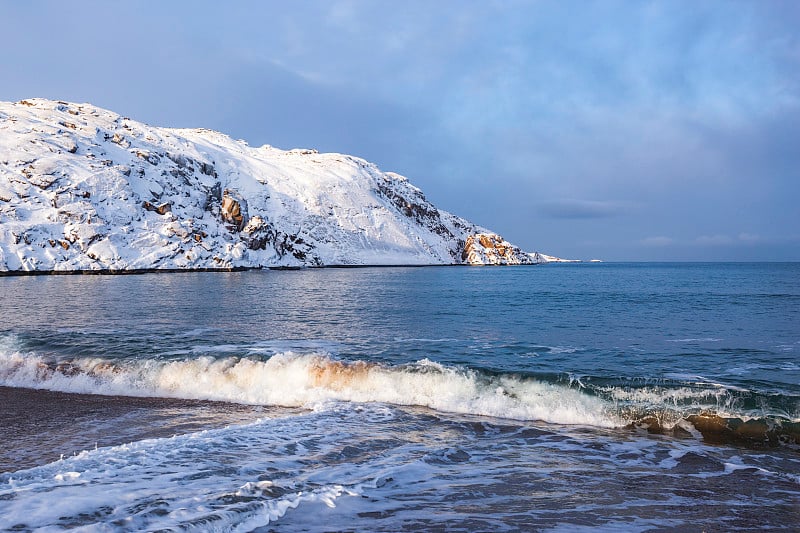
[0,350,618,427]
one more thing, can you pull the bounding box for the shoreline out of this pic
[0,262,547,277]
[3,262,793,277]
[0,385,291,473]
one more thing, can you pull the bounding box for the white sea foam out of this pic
[154,339,345,359]
[543,346,580,354]
[601,384,744,421]
[0,412,368,531]
[0,350,619,427]
[1,395,795,532]
[604,385,720,404]
[0,333,21,354]
[599,381,800,424]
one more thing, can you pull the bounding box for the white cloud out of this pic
[695,235,735,245]
[641,236,675,246]
[695,234,766,246]
[737,232,761,243]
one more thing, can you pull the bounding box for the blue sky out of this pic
[2,0,798,260]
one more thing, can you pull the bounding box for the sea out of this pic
[0,262,798,532]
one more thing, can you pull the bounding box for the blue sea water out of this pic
[0,263,798,531]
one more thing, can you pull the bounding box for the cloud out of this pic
[540,199,629,219]
[695,233,768,246]
[643,234,775,248]
[641,236,675,247]
[737,232,762,244]
[1,1,798,260]
[695,235,735,246]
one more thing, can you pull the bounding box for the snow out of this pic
[0,98,549,272]
[530,253,582,263]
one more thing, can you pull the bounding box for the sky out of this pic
[2,0,798,260]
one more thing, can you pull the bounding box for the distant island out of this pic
[0,99,572,274]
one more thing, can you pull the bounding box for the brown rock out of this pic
[142,201,172,215]
[221,189,247,231]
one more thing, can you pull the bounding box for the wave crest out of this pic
[0,351,619,427]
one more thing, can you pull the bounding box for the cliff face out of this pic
[0,99,542,272]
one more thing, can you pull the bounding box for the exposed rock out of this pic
[142,201,172,215]
[111,132,129,148]
[376,175,454,241]
[199,162,216,177]
[221,189,247,231]
[461,233,535,265]
[135,150,161,166]
[21,160,60,189]
[274,231,318,265]
[685,413,798,446]
[241,215,275,250]
[166,152,189,168]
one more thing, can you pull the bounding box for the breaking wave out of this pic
[585,376,800,446]
[0,350,618,427]
[1,344,798,445]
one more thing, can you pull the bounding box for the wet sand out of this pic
[0,386,287,473]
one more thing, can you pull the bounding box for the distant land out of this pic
[0,99,577,274]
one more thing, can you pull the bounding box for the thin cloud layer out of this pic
[1,0,798,260]
[541,200,630,220]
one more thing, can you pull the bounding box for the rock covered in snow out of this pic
[528,252,582,263]
[0,98,547,272]
[462,233,531,265]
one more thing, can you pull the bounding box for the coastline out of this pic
[0,262,549,277]
[3,262,797,277]
[0,386,283,473]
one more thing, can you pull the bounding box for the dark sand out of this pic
[0,386,288,473]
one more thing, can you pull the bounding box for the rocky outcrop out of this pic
[241,216,273,250]
[0,98,551,272]
[461,233,536,265]
[529,252,581,263]
[221,189,247,231]
[375,174,454,242]
[142,201,172,215]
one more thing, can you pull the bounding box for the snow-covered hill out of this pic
[0,98,546,272]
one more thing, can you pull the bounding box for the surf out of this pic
[2,346,799,448]
[0,349,617,427]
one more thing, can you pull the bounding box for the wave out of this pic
[586,377,800,447]
[658,413,800,448]
[0,351,618,427]
[1,346,798,446]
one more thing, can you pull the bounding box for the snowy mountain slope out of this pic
[0,98,544,272]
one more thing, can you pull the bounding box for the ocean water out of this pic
[0,263,798,531]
